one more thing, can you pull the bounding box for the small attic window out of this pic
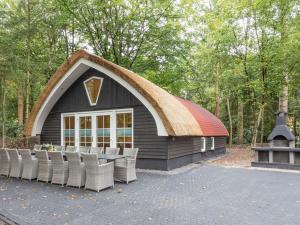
[84,76,103,106]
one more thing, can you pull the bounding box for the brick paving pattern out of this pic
[1,165,300,225]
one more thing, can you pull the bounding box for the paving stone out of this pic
[1,165,300,225]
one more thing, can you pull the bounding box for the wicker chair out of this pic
[89,147,104,154]
[0,149,10,177]
[79,146,90,153]
[7,149,23,178]
[48,151,68,185]
[53,145,64,152]
[65,146,76,152]
[105,147,120,155]
[18,149,38,180]
[115,148,139,184]
[82,153,114,192]
[35,150,52,182]
[65,152,86,188]
[33,144,43,151]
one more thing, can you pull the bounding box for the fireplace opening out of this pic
[273,135,289,147]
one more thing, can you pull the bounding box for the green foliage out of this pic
[0,0,299,144]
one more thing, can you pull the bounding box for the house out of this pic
[24,50,228,170]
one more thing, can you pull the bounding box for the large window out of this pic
[61,109,133,148]
[96,115,111,148]
[117,112,133,149]
[63,116,75,146]
[79,116,92,146]
[84,77,103,106]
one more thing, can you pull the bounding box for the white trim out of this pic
[61,114,76,146]
[83,76,103,106]
[211,137,215,150]
[201,137,206,152]
[32,59,168,136]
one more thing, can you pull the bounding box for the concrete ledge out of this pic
[251,162,300,170]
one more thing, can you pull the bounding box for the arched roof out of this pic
[24,50,228,137]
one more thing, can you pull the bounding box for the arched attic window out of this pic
[84,76,103,106]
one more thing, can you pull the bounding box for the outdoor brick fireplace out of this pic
[252,111,300,170]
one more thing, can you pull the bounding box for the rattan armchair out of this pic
[65,146,76,152]
[7,149,23,178]
[79,146,90,153]
[18,149,38,180]
[105,147,120,155]
[0,149,10,177]
[89,147,104,154]
[82,153,114,192]
[65,152,86,188]
[49,151,68,185]
[35,150,52,182]
[115,148,139,184]
[53,145,64,151]
[33,144,43,151]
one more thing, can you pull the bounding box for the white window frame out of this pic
[61,108,133,148]
[211,137,215,150]
[201,137,206,152]
[61,113,76,147]
[83,76,103,106]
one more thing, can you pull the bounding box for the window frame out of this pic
[61,114,76,147]
[211,137,215,150]
[201,137,206,152]
[83,76,103,106]
[61,108,133,148]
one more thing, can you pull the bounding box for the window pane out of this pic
[117,137,124,142]
[97,129,104,136]
[104,115,110,128]
[70,117,75,129]
[125,113,132,128]
[117,128,124,137]
[86,137,92,142]
[125,143,132,148]
[98,137,104,142]
[64,117,70,129]
[117,114,125,128]
[85,78,102,104]
[86,129,92,136]
[86,117,92,129]
[125,137,132,142]
[103,128,110,137]
[124,128,132,136]
[97,116,103,128]
[80,130,85,136]
[80,118,85,129]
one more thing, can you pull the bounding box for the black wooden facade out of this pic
[40,68,226,170]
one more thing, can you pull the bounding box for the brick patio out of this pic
[1,164,300,225]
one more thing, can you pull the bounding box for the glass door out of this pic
[96,114,111,148]
[79,115,93,147]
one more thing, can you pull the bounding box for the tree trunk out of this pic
[25,0,31,120]
[237,99,244,144]
[1,79,5,148]
[18,91,24,126]
[226,98,232,148]
[260,107,264,144]
[214,63,221,118]
[279,74,288,113]
[252,104,265,147]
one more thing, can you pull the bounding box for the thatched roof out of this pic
[24,50,228,137]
